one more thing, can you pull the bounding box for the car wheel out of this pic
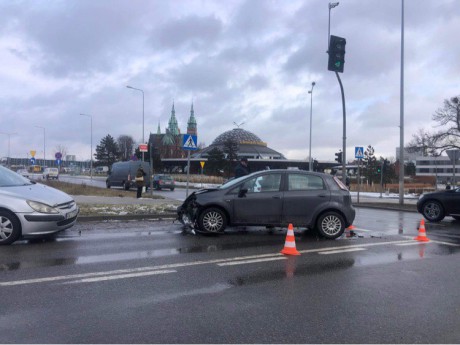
[106,181,111,189]
[198,208,227,234]
[422,200,445,222]
[170,188,175,191]
[316,211,345,239]
[123,181,130,190]
[0,210,21,245]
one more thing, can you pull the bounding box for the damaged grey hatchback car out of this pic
[177,169,355,239]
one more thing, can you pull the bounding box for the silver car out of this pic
[0,165,79,245]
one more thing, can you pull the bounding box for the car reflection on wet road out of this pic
[0,208,459,344]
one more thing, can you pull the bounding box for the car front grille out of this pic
[55,200,76,211]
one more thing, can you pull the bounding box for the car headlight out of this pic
[26,200,59,214]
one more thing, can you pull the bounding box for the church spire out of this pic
[187,102,197,135]
[168,102,180,136]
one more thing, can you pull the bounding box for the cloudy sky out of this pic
[1,0,459,163]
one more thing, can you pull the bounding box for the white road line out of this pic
[218,257,286,266]
[395,242,428,246]
[64,269,176,284]
[0,239,423,287]
[318,248,367,255]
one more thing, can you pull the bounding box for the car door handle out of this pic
[318,194,327,198]
[272,195,281,199]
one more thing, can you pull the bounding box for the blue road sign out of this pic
[56,159,62,165]
[355,147,364,159]
[182,134,198,150]
[30,157,36,165]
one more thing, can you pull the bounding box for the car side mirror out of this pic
[238,188,248,198]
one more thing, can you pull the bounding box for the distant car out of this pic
[177,169,355,239]
[417,187,460,222]
[42,167,59,180]
[17,169,30,178]
[153,174,175,191]
[0,165,79,245]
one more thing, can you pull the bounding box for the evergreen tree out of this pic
[222,138,239,177]
[95,134,120,167]
[206,147,225,176]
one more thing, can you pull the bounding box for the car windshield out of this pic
[0,166,33,187]
[161,176,172,181]
[218,175,252,189]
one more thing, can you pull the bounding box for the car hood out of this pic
[0,183,74,206]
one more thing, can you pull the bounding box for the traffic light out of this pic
[328,35,346,73]
[335,152,342,164]
[383,160,388,173]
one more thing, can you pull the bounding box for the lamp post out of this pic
[80,113,93,179]
[0,132,17,167]
[308,82,316,171]
[328,2,339,48]
[126,85,145,161]
[34,126,45,167]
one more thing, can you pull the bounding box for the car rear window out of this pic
[288,174,325,191]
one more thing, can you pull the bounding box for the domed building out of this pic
[192,128,286,160]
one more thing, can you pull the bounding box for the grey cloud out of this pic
[153,15,223,49]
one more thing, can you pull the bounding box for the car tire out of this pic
[422,200,445,222]
[170,188,175,191]
[0,210,21,245]
[106,181,111,189]
[123,181,130,190]
[316,211,345,239]
[198,208,227,234]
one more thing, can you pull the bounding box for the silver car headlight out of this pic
[26,200,59,214]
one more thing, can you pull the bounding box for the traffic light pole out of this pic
[335,71,347,182]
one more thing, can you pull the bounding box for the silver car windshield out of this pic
[0,166,33,187]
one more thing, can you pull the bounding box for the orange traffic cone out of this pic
[281,224,300,256]
[347,225,356,230]
[414,219,430,242]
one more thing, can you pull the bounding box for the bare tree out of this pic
[431,96,460,150]
[117,135,135,161]
[54,145,68,160]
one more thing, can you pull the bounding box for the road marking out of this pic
[318,248,367,255]
[395,242,427,246]
[218,257,286,266]
[0,239,421,287]
[64,269,176,284]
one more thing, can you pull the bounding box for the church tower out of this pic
[187,102,197,136]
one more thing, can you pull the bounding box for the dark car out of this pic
[417,187,460,222]
[153,174,175,191]
[177,169,355,239]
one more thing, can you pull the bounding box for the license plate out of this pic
[66,208,79,219]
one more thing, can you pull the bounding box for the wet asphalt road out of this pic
[0,208,459,343]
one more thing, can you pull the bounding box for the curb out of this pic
[76,203,418,223]
[77,213,178,222]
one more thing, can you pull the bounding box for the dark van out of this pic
[106,161,151,190]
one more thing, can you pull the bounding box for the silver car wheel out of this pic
[422,201,444,222]
[316,212,345,239]
[199,208,227,233]
[0,211,21,245]
[0,216,13,240]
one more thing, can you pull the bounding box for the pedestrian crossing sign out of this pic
[355,146,364,159]
[182,134,198,150]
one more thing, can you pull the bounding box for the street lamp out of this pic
[0,132,17,167]
[34,126,45,167]
[80,113,93,179]
[308,82,316,171]
[126,85,145,161]
[328,2,339,47]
